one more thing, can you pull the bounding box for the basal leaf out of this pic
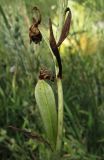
[35,80,57,149]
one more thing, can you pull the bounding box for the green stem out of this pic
[56,0,68,154]
[56,78,63,153]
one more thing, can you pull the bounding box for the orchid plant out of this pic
[8,1,72,159]
[34,2,72,159]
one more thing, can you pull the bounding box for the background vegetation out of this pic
[0,0,104,159]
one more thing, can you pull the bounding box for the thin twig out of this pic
[8,125,53,151]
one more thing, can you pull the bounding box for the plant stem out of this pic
[56,78,63,153]
[56,0,68,154]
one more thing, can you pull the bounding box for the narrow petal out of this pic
[57,7,71,47]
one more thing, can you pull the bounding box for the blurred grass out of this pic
[0,0,104,159]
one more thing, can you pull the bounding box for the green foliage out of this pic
[0,0,104,159]
[35,80,57,150]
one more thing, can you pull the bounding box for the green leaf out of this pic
[35,80,57,149]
